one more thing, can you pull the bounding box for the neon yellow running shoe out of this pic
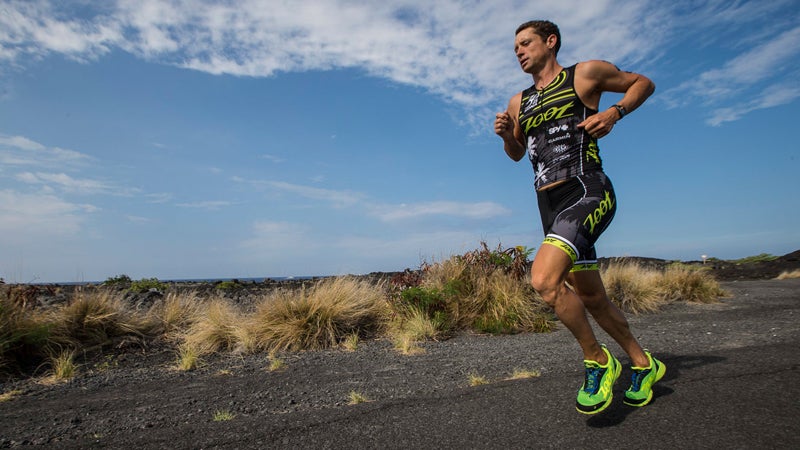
[624,351,666,407]
[576,345,621,415]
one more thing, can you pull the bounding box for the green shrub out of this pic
[103,274,132,286]
[730,253,778,264]
[129,278,167,293]
[216,280,242,291]
[391,243,553,337]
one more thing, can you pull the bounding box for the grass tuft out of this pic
[0,389,22,402]
[342,333,359,351]
[47,290,156,350]
[267,354,286,372]
[776,269,800,280]
[147,292,203,338]
[657,265,727,303]
[50,350,77,381]
[212,410,235,422]
[247,277,389,352]
[182,298,245,355]
[348,390,370,405]
[508,368,541,380]
[176,344,201,371]
[601,262,664,314]
[468,373,489,386]
[396,247,554,335]
[602,261,726,313]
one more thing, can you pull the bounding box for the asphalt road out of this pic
[49,279,800,449]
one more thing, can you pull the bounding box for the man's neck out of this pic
[531,60,564,90]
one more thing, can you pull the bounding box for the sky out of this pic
[1,0,799,283]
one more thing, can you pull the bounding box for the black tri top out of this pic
[518,64,603,190]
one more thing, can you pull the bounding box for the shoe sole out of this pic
[576,357,621,415]
[623,359,666,407]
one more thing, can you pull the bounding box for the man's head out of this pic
[516,20,561,56]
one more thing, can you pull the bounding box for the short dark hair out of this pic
[516,20,561,56]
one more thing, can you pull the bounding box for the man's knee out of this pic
[530,272,559,307]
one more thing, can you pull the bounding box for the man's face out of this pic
[514,28,549,73]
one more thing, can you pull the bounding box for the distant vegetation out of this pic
[1,243,733,381]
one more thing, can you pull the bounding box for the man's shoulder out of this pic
[576,60,620,73]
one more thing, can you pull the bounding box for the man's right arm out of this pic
[494,93,526,161]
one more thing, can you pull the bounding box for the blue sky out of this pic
[1,0,799,283]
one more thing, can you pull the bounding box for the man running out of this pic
[494,20,665,414]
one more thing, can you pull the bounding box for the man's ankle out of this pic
[586,346,608,365]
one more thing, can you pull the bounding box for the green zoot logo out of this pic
[522,101,574,134]
[583,190,615,234]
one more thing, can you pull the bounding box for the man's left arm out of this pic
[576,60,655,139]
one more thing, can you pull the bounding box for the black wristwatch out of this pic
[612,104,627,119]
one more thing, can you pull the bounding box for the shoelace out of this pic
[583,367,604,394]
[629,368,650,391]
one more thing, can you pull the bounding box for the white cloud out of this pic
[0,0,665,121]
[373,201,511,222]
[176,200,234,210]
[0,133,91,168]
[5,1,795,129]
[0,0,121,63]
[659,22,800,125]
[125,215,152,224]
[0,189,96,238]
[707,81,800,126]
[234,176,365,208]
[14,171,140,196]
[0,134,46,151]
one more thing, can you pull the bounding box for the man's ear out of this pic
[546,34,558,50]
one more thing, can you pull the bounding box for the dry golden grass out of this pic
[390,306,446,341]
[390,332,426,355]
[176,343,201,371]
[348,390,370,405]
[342,333,360,351]
[47,290,156,350]
[467,271,554,334]
[776,269,800,279]
[507,368,541,380]
[602,262,726,313]
[1,296,50,372]
[147,292,203,338]
[247,277,390,352]
[50,350,77,381]
[212,410,235,421]
[468,373,489,386]
[416,257,554,334]
[181,298,246,355]
[601,262,665,314]
[0,389,22,402]
[657,265,727,303]
[267,354,286,372]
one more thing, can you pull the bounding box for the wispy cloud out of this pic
[15,171,134,196]
[660,24,800,125]
[233,176,365,208]
[706,81,800,126]
[0,133,91,168]
[372,201,511,222]
[260,154,285,163]
[0,189,97,239]
[176,200,235,210]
